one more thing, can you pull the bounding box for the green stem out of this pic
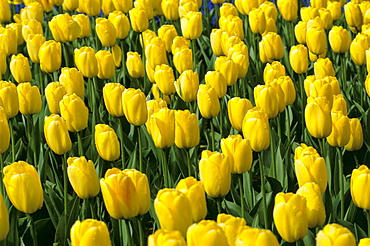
[258,152,268,228]
[191,39,197,71]
[238,174,245,219]
[77,131,83,156]
[337,147,344,220]
[161,149,169,188]
[63,153,68,242]
[137,217,145,246]
[210,119,215,152]
[137,126,143,172]
[216,198,222,215]
[219,98,223,138]
[299,74,305,142]
[120,118,126,169]
[27,214,37,246]
[118,219,124,246]
[270,123,276,179]
[125,220,132,246]
[366,210,370,237]
[0,154,3,197]
[89,198,95,220]
[214,4,220,28]
[341,54,347,96]
[186,149,192,177]
[9,119,15,163]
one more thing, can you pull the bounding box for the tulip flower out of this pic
[332,94,348,115]
[0,50,6,77]
[26,33,45,64]
[63,0,78,11]
[350,33,370,66]
[359,238,370,246]
[154,188,193,237]
[0,0,10,23]
[249,8,266,34]
[316,224,356,246]
[0,193,8,241]
[254,83,285,119]
[10,54,32,83]
[173,47,193,73]
[102,83,125,117]
[96,18,116,47]
[7,23,22,46]
[174,110,199,149]
[49,13,81,43]
[294,143,327,194]
[289,44,308,74]
[174,70,199,103]
[112,0,132,13]
[242,107,270,152]
[70,219,112,246]
[21,19,43,43]
[204,71,227,99]
[294,21,307,44]
[67,156,100,199]
[187,220,228,246]
[72,14,91,38]
[172,36,190,54]
[329,26,351,53]
[59,67,84,99]
[0,107,10,154]
[74,47,98,78]
[59,94,88,132]
[3,161,43,214]
[234,0,260,15]
[235,227,280,246]
[45,82,66,114]
[197,84,220,119]
[39,40,62,73]
[221,135,253,174]
[350,165,370,210]
[0,81,19,118]
[219,15,244,40]
[215,56,238,86]
[305,78,334,108]
[158,25,178,52]
[306,27,326,56]
[145,37,168,70]
[273,192,308,243]
[344,2,362,32]
[176,177,207,222]
[0,27,17,56]
[95,124,120,161]
[20,2,44,23]
[296,182,326,228]
[106,11,129,40]
[210,29,223,56]
[319,8,333,30]
[181,11,202,40]
[96,50,115,80]
[217,214,246,246]
[153,64,176,95]
[277,0,298,21]
[146,98,167,118]
[126,52,144,79]
[275,76,296,106]
[44,114,72,155]
[129,8,148,32]
[305,96,332,139]
[147,108,175,149]
[326,111,350,147]
[259,32,284,63]
[327,1,341,21]
[344,118,363,151]
[17,83,41,115]
[122,88,147,126]
[161,0,179,20]
[199,150,231,198]
[148,229,186,246]
[227,97,253,132]
[78,0,102,16]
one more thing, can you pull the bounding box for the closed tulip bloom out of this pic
[311,0,327,9]
[263,61,286,83]
[17,83,41,115]
[327,1,342,21]
[78,0,102,16]
[228,97,253,132]
[103,83,125,117]
[175,70,199,103]
[95,18,116,48]
[314,58,335,79]
[154,64,176,95]
[254,83,285,119]
[146,99,167,119]
[234,0,261,15]
[178,0,198,18]
[45,82,66,114]
[158,25,177,52]
[161,0,179,20]
[10,53,32,83]
[181,11,202,40]
[95,124,120,161]
[67,157,100,199]
[235,227,279,246]
[305,78,334,108]
[39,40,61,73]
[7,23,23,46]
[316,224,356,246]
[273,193,308,242]
[70,219,111,246]
[0,81,19,118]
[197,84,220,119]
[60,94,89,132]
[210,29,223,56]
[21,19,43,42]
[72,14,91,38]
[220,3,238,16]
[134,0,153,20]
[3,161,43,214]
[217,214,246,246]
[146,37,168,70]
[249,8,266,34]
[296,182,326,228]
[148,229,186,246]
[26,33,45,64]
[215,56,238,86]
[20,2,44,23]
[187,220,228,246]
[295,21,307,44]
[228,42,250,79]
[0,50,6,76]
[122,88,148,126]
[125,52,144,78]
[305,97,332,139]
[350,33,370,66]
[344,118,363,151]
[220,33,241,56]
[63,0,79,11]
[100,168,140,219]
[96,50,115,79]
[110,44,121,68]
[199,150,231,198]
[219,15,244,40]
[319,8,333,30]
[129,8,148,32]
[221,135,253,174]
[205,71,227,98]
[351,165,370,209]
[259,32,284,63]
[146,60,156,83]
[294,143,327,194]
[74,47,98,78]
[108,11,129,39]
[289,44,308,74]
[242,107,270,152]
[49,13,81,43]
[154,189,193,237]
[329,26,351,53]
[332,94,347,115]
[59,68,84,99]
[112,0,132,13]
[327,111,350,147]
[0,193,8,241]
[0,107,10,154]
[0,0,10,23]
[173,48,193,73]
[359,238,370,246]
[344,2,362,32]
[176,177,207,222]
[306,27,326,55]
[147,108,175,149]
[174,110,199,149]
[44,114,72,155]
[0,27,17,56]
[275,76,296,106]
[277,0,298,21]
[122,169,150,215]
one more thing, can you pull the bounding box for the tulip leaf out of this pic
[7,206,20,246]
[44,186,63,228]
[354,223,368,242]
[302,229,315,246]
[224,200,253,225]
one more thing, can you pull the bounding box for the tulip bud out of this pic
[22,19,43,42]
[263,61,286,83]
[122,88,148,126]
[316,224,356,246]
[21,2,44,23]
[306,27,326,55]
[210,29,223,56]
[181,11,202,40]
[112,0,132,13]
[175,70,199,103]
[49,13,81,43]
[351,164,370,210]
[72,14,91,38]
[199,150,231,198]
[215,56,238,86]
[305,78,334,108]
[154,188,193,237]
[176,177,207,222]
[108,11,130,39]
[259,32,284,63]
[187,220,228,246]
[39,40,62,73]
[0,27,17,56]
[0,193,8,241]
[95,18,116,48]
[95,124,120,161]
[63,0,78,11]
[96,50,115,80]
[289,44,308,74]
[103,83,125,117]
[275,76,296,106]
[273,192,308,242]
[60,94,89,132]
[314,58,335,79]
[173,47,193,73]
[296,182,326,228]
[305,97,332,139]
[17,82,41,115]
[7,23,23,46]
[344,2,363,32]
[235,227,280,246]
[154,64,176,95]
[26,34,45,64]
[329,26,351,53]
[0,81,19,118]
[221,135,253,174]
[67,156,100,199]
[294,21,307,44]
[146,99,167,119]
[249,8,266,34]
[254,83,285,119]
[327,1,342,21]
[326,111,350,147]
[147,108,175,149]
[78,0,102,16]
[125,51,144,79]
[0,107,10,154]
[129,8,149,32]
[161,0,179,20]
[158,25,178,52]
[294,143,327,194]
[219,15,244,40]
[332,94,347,115]
[45,82,66,114]
[277,0,298,21]
[205,71,227,98]
[174,110,199,149]
[172,36,190,54]
[10,53,32,83]
[227,97,253,132]
[197,84,220,119]
[220,3,238,17]
[74,47,98,78]
[319,8,333,30]
[146,37,168,70]
[242,107,270,152]
[44,114,72,155]
[70,219,111,246]
[228,42,250,79]
[148,230,186,246]
[350,33,370,66]
[58,68,84,99]
[217,214,246,246]
[344,118,363,151]
[0,0,10,23]
[3,161,43,214]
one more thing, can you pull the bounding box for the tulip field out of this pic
[3,0,370,245]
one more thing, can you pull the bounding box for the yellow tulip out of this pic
[146,108,175,149]
[277,0,298,21]
[74,46,98,78]
[0,81,19,118]
[6,23,23,46]
[0,27,17,56]
[259,32,284,63]
[158,25,178,52]
[351,33,370,66]
[0,0,10,23]
[95,124,120,161]
[20,2,44,23]
[254,83,285,119]
[96,18,116,47]
[154,64,176,95]
[72,14,91,38]
[173,47,193,73]
[181,11,202,40]
[96,50,115,80]
[249,8,266,34]
[21,19,43,42]
[3,161,43,214]
[59,67,84,99]
[0,49,6,76]
[0,107,9,154]
[319,8,333,30]
[205,70,227,98]
[217,213,246,246]
[67,156,100,199]
[344,2,363,32]
[219,15,244,40]
[146,99,167,119]
[59,93,89,132]
[210,29,223,56]
[39,40,61,73]
[305,97,332,138]
[26,33,45,64]
[242,107,270,152]
[17,82,41,115]
[70,219,111,246]
[316,224,356,246]
[122,88,148,126]
[63,0,79,11]
[227,97,253,132]
[108,11,129,39]
[174,70,199,103]
[294,21,307,44]
[103,83,125,117]
[214,56,238,86]
[228,42,250,79]
[197,84,220,119]
[161,0,179,20]
[275,76,296,106]
[112,0,132,13]
[221,135,252,174]
[187,220,228,246]
[306,27,326,55]
[263,61,286,83]
[332,94,348,115]
[326,111,350,147]
[345,118,363,151]
[129,8,148,32]
[329,26,351,53]
[174,110,199,149]
[45,82,66,114]
[148,229,186,246]
[145,37,168,70]
[49,13,81,43]
[289,44,308,74]
[10,53,32,83]
[78,0,102,16]
[235,227,280,246]
[327,1,342,21]
[351,165,370,210]
[0,193,8,241]
[44,114,72,155]
[126,51,144,79]
[171,36,190,54]
[305,78,334,108]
